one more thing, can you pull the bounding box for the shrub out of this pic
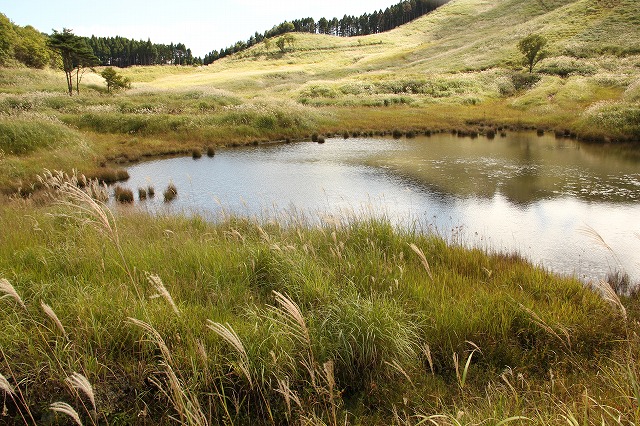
[192,149,202,159]
[392,129,403,139]
[138,188,147,200]
[114,186,134,203]
[101,67,132,93]
[537,57,596,77]
[317,136,325,144]
[206,146,216,157]
[147,185,155,197]
[300,84,338,99]
[511,72,541,91]
[311,133,319,142]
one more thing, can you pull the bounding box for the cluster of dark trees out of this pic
[86,36,202,67]
[0,13,52,68]
[0,13,201,69]
[203,0,450,65]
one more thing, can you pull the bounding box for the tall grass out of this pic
[0,184,637,424]
[0,117,81,155]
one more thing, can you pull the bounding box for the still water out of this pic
[122,133,640,283]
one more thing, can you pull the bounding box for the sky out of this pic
[1,0,398,57]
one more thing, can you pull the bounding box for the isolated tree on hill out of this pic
[101,67,131,93]
[48,29,99,95]
[275,34,296,53]
[518,34,547,73]
[284,34,295,49]
[73,41,100,94]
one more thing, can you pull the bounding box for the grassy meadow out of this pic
[1,0,640,423]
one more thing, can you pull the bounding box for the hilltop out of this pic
[0,0,639,192]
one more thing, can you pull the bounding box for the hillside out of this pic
[0,0,639,192]
[140,0,640,94]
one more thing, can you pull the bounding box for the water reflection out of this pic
[121,133,640,283]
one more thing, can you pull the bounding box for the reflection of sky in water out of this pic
[119,134,640,283]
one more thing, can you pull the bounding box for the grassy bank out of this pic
[0,177,638,424]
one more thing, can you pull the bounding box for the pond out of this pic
[120,132,640,284]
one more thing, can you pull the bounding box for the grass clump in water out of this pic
[163,182,177,202]
[90,167,130,184]
[114,185,134,203]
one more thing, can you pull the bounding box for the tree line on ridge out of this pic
[203,0,450,64]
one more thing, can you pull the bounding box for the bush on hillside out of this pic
[537,57,597,77]
[511,72,541,91]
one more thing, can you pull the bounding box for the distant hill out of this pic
[203,0,451,64]
[212,0,640,74]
